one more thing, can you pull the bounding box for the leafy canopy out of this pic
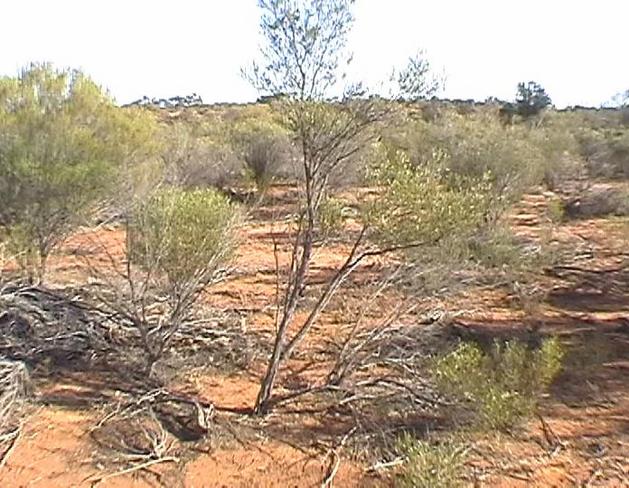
[0,63,157,279]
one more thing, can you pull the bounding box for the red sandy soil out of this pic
[0,185,627,487]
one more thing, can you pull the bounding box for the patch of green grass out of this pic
[395,434,468,488]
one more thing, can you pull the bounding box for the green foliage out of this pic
[231,117,292,190]
[247,0,355,99]
[468,224,557,275]
[129,188,239,290]
[396,49,444,101]
[318,196,345,236]
[366,146,493,247]
[515,81,552,118]
[433,338,564,430]
[383,109,572,209]
[396,434,468,488]
[546,198,565,223]
[0,63,157,280]
[363,145,551,294]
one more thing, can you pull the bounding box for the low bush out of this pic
[433,338,564,430]
[231,119,293,191]
[162,122,243,190]
[366,146,493,247]
[95,187,242,374]
[563,111,629,179]
[546,197,566,223]
[129,187,239,290]
[396,434,468,488]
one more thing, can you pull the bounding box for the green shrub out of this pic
[546,198,565,223]
[119,187,241,373]
[433,338,564,430]
[231,118,292,191]
[0,63,158,281]
[364,146,546,294]
[366,146,493,247]
[319,197,345,236]
[129,188,239,288]
[396,434,468,488]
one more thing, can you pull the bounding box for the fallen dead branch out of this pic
[0,284,114,366]
[0,426,21,470]
[0,360,29,433]
[86,456,179,487]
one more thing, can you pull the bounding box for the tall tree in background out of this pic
[396,50,445,101]
[515,81,552,118]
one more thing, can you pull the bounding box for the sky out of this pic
[1,0,628,107]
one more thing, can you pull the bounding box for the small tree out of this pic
[246,0,393,413]
[90,188,240,375]
[396,50,445,101]
[246,0,506,416]
[0,63,157,282]
[514,81,552,119]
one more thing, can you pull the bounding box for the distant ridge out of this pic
[122,93,624,113]
[123,93,204,108]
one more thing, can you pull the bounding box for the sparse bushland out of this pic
[161,121,243,190]
[433,338,564,430]
[89,187,241,375]
[0,13,625,488]
[579,125,629,179]
[0,64,158,282]
[244,0,560,420]
[553,109,629,179]
[381,108,578,213]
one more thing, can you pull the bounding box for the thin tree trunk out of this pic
[253,312,290,414]
[254,194,315,414]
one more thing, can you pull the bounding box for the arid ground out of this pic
[0,179,626,488]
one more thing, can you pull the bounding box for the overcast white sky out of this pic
[1,0,627,107]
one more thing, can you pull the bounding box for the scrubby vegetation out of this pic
[0,64,158,281]
[0,1,627,486]
[433,338,564,430]
[395,435,468,488]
